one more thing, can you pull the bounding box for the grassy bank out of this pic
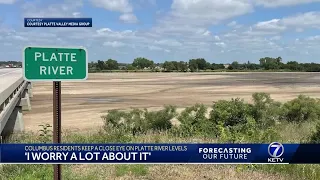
[1,93,320,180]
[1,129,318,180]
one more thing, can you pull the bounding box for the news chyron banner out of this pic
[24,18,92,27]
[0,143,319,164]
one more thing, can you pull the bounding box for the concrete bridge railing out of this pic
[0,77,32,137]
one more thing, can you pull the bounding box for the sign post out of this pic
[53,81,61,180]
[23,46,88,180]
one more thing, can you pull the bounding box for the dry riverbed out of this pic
[24,72,320,132]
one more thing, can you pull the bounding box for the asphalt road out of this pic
[0,68,22,76]
[0,68,22,93]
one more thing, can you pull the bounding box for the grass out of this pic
[1,128,319,180]
[2,93,320,180]
[0,164,104,180]
[115,165,148,177]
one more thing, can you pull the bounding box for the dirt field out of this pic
[23,72,320,132]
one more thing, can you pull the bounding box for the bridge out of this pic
[0,68,32,137]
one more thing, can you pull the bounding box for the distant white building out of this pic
[154,66,164,71]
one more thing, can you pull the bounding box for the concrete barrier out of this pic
[0,78,32,137]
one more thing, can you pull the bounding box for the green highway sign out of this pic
[23,46,88,81]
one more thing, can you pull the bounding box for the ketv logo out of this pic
[268,142,284,163]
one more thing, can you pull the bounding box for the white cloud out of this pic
[154,39,182,47]
[0,0,16,4]
[221,30,285,53]
[152,24,207,37]
[96,28,112,34]
[90,1,138,26]
[151,0,253,37]
[270,36,281,40]
[1,22,320,62]
[90,0,132,13]
[170,0,253,26]
[254,19,286,31]
[282,12,320,28]
[119,13,138,23]
[250,12,320,35]
[306,35,320,41]
[22,1,83,17]
[202,30,211,36]
[72,12,81,17]
[255,0,320,7]
[223,33,238,38]
[2,0,320,62]
[12,35,28,41]
[227,21,243,28]
[228,21,237,27]
[215,42,226,48]
[103,41,126,47]
[94,28,140,41]
[148,45,163,51]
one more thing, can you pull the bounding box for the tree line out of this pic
[89,57,320,72]
[0,61,22,66]
[2,57,320,72]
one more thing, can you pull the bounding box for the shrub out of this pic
[126,108,150,135]
[209,98,252,127]
[281,95,320,123]
[251,92,282,128]
[177,104,214,137]
[102,106,176,136]
[38,124,52,143]
[310,123,320,143]
[207,96,281,143]
[144,105,176,131]
[215,115,280,143]
[102,110,127,128]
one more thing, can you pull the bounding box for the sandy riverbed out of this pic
[23,72,320,132]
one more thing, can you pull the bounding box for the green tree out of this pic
[188,58,208,71]
[281,95,320,123]
[132,57,154,69]
[211,63,225,70]
[177,61,188,72]
[171,61,178,71]
[196,58,207,70]
[97,60,106,70]
[286,61,303,71]
[189,59,198,72]
[228,61,240,70]
[275,56,282,64]
[163,61,175,72]
[247,63,260,70]
[206,62,211,70]
[88,62,97,69]
[259,57,282,70]
[105,59,119,70]
[127,64,135,70]
[301,63,320,72]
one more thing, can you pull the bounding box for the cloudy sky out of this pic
[1,0,320,63]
